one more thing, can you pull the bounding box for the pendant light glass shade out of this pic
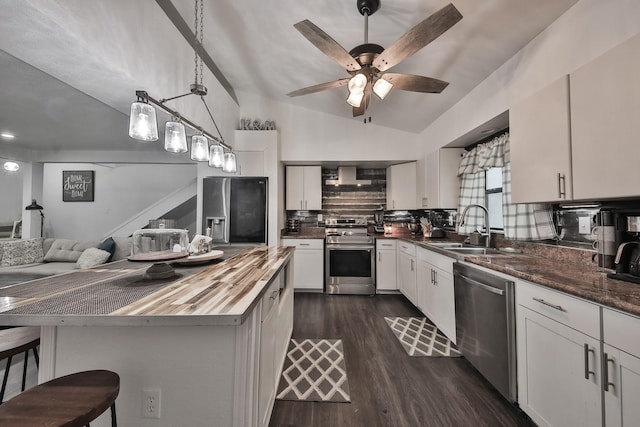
[164,120,188,153]
[222,152,237,173]
[209,144,224,168]
[128,101,158,141]
[346,91,364,108]
[190,134,210,161]
[373,78,393,100]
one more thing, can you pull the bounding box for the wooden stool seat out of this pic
[0,326,40,403]
[0,370,119,427]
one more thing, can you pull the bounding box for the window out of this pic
[485,167,503,230]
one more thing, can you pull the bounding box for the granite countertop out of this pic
[0,246,294,327]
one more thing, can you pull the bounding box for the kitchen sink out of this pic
[446,247,503,255]
[427,242,464,248]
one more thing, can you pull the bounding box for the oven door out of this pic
[325,244,375,294]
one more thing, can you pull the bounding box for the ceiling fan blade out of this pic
[287,78,350,97]
[294,20,362,72]
[373,3,463,72]
[383,73,449,93]
[352,85,372,117]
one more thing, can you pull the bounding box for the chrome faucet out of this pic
[459,204,491,248]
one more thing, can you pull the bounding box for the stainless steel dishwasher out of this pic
[453,262,517,403]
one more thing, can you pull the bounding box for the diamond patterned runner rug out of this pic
[276,338,351,402]
[385,317,462,357]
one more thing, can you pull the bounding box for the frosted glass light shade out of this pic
[222,152,237,173]
[373,78,393,100]
[209,144,224,168]
[190,135,209,161]
[346,91,364,107]
[128,102,158,141]
[164,121,188,153]
[348,73,367,93]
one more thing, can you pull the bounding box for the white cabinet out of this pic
[376,239,397,292]
[258,278,279,427]
[386,162,417,210]
[235,150,264,176]
[570,33,640,200]
[396,241,417,304]
[285,166,322,210]
[509,75,573,203]
[602,308,640,427]
[418,148,464,209]
[416,247,456,343]
[516,280,601,427]
[282,239,324,291]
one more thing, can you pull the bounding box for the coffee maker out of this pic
[607,211,640,284]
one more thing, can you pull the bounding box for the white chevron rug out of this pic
[276,338,351,403]
[385,317,462,357]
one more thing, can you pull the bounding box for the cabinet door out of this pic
[236,151,264,176]
[397,252,417,305]
[424,148,463,209]
[417,259,437,322]
[302,166,322,210]
[604,345,640,427]
[285,166,304,210]
[376,249,397,291]
[510,75,572,203]
[517,306,601,427]
[571,33,640,200]
[293,249,324,290]
[258,301,278,427]
[433,266,456,343]
[387,163,416,210]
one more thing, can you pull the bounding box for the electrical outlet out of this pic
[578,216,591,234]
[142,388,161,419]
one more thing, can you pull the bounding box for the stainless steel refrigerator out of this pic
[202,177,268,245]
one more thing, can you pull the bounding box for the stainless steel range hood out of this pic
[325,167,371,186]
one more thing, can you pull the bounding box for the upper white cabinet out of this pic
[570,32,640,200]
[387,162,417,210]
[509,75,573,203]
[285,166,322,210]
[418,148,464,209]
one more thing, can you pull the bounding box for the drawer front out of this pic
[261,279,281,322]
[376,239,397,250]
[282,238,324,250]
[397,241,416,257]
[603,307,640,356]
[516,279,600,339]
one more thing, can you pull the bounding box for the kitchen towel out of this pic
[276,338,351,403]
[385,317,462,357]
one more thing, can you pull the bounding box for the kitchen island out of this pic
[0,245,295,427]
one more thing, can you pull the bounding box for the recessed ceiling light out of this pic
[1,133,16,140]
[3,161,19,172]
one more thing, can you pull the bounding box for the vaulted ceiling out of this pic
[0,0,577,155]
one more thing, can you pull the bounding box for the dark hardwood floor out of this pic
[269,293,534,427]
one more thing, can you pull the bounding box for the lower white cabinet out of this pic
[396,242,417,304]
[283,239,324,291]
[416,247,456,343]
[376,240,397,291]
[258,278,279,427]
[516,280,602,427]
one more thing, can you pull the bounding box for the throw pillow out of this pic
[1,239,44,267]
[76,247,111,269]
[111,236,132,261]
[44,239,99,262]
[98,237,116,262]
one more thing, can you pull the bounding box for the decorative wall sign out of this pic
[63,170,94,202]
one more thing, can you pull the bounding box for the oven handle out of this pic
[326,245,374,250]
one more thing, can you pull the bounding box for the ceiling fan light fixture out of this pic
[373,77,393,100]
[209,144,224,168]
[164,119,188,153]
[348,73,368,94]
[128,100,158,142]
[190,134,209,161]
[347,90,365,108]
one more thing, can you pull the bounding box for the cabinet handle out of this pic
[299,243,310,246]
[410,259,414,271]
[603,353,615,392]
[584,344,595,380]
[557,173,566,199]
[305,200,308,209]
[532,297,566,312]
[434,270,438,285]
[378,252,381,262]
[269,289,279,300]
[430,269,434,284]
[300,200,303,209]
[381,244,392,247]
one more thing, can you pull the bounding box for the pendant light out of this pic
[190,134,209,161]
[128,97,158,141]
[164,118,188,153]
[209,144,224,168]
[222,151,237,173]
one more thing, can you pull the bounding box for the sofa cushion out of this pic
[111,236,132,261]
[43,238,56,257]
[1,239,44,267]
[98,237,116,262]
[44,239,99,262]
[76,247,111,269]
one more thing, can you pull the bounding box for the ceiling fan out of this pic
[286,1,463,117]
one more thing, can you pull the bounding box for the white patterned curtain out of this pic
[457,133,557,240]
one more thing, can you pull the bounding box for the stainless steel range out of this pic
[325,218,375,295]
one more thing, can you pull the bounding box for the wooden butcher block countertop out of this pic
[0,246,294,327]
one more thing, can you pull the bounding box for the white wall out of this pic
[0,165,23,223]
[418,0,640,155]
[42,163,196,241]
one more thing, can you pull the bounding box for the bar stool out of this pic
[0,326,40,403]
[0,369,119,426]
